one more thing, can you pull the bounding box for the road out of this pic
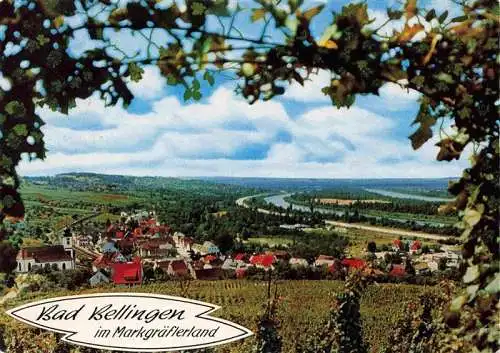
[235,194,453,241]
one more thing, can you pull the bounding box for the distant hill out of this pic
[22,173,251,193]
[22,173,455,195]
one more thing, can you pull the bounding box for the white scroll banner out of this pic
[6,293,253,351]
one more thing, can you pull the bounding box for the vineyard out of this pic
[0,280,438,353]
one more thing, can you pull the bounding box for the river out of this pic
[263,193,450,227]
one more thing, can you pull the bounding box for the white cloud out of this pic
[19,80,468,178]
[284,70,331,103]
[128,66,166,100]
[378,82,421,110]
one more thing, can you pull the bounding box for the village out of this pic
[13,210,462,287]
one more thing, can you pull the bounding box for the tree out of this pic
[0,1,498,352]
[367,241,377,253]
[0,241,17,274]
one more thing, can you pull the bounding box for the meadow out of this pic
[0,280,437,353]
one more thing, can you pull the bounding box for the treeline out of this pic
[290,193,456,216]
[331,210,460,236]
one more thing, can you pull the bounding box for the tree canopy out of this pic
[0,0,498,351]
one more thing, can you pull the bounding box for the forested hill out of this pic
[22,173,261,195]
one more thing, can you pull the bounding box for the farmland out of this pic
[0,280,438,353]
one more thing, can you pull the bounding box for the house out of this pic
[202,241,220,255]
[249,254,276,269]
[233,253,249,264]
[137,239,174,258]
[74,234,93,248]
[389,264,406,277]
[16,246,74,273]
[235,267,247,279]
[414,262,430,275]
[155,259,192,278]
[289,257,308,267]
[314,255,336,267]
[410,240,422,254]
[172,232,194,256]
[101,240,118,253]
[111,259,143,285]
[89,270,110,287]
[92,252,126,272]
[392,239,403,252]
[269,250,290,261]
[203,254,217,263]
[169,259,190,278]
[221,258,238,270]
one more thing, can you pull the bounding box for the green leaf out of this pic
[410,75,425,88]
[36,34,50,46]
[387,9,403,20]
[128,63,144,82]
[251,8,266,22]
[485,273,500,294]
[463,206,483,227]
[463,264,480,284]
[436,72,454,84]
[5,101,26,117]
[53,16,64,28]
[167,75,177,85]
[451,15,468,23]
[13,124,28,137]
[183,89,192,101]
[208,0,231,17]
[203,71,215,86]
[302,5,324,21]
[241,63,255,77]
[192,78,201,90]
[425,9,436,21]
[288,0,304,12]
[449,294,467,312]
[191,2,206,16]
[193,91,202,101]
[409,102,436,150]
[438,10,448,23]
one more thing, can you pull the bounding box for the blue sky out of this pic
[17,0,468,178]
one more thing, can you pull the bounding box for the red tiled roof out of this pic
[111,261,142,284]
[250,254,276,267]
[156,260,171,271]
[93,253,119,269]
[410,240,421,250]
[138,239,171,250]
[236,268,247,278]
[234,253,247,261]
[317,255,335,261]
[17,246,72,263]
[341,258,367,269]
[204,255,216,263]
[170,260,188,271]
[389,264,406,277]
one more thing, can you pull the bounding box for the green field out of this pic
[245,237,294,247]
[0,280,437,353]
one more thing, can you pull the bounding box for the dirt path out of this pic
[324,220,450,240]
